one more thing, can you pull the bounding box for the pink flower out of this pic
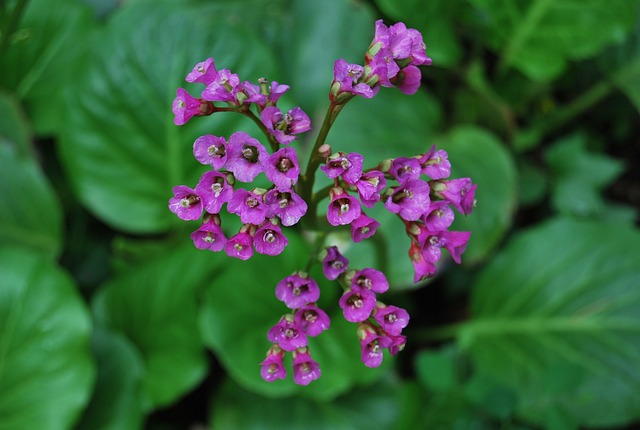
[267,315,308,351]
[260,345,286,382]
[350,268,389,294]
[226,131,268,182]
[168,185,202,221]
[185,57,217,85]
[355,170,386,208]
[373,305,409,336]
[264,189,308,227]
[190,216,227,251]
[327,187,361,226]
[227,188,268,225]
[253,220,288,256]
[275,272,320,310]
[292,347,321,386]
[294,304,331,337]
[321,246,349,280]
[432,178,477,215]
[260,106,311,145]
[384,179,431,221]
[193,134,227,169]
[172,88,213,126]
[321,152,364,185]
[351,213,380,242]
[195,171,233,214]
[264,147,300,190]
[420,146,451,180]
[339,288,377,323]
[224,229,254,260]
[201,68,240,103]
[358,325,392,368]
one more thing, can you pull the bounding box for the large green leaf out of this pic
[0,141,63,259]
[92,242,224,409]
[0,91,30,157]
[199,233,388,400]
[460,218,640,428]
[0,0,96,135]
[0,245,94,430]
[58,1,279,233]
[469,0,637,81]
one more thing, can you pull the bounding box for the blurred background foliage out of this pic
[1,0,639,428]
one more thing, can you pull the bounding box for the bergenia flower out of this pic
[226,131,268,182]
[351,213,380,242]
[390,157,422,184]
[327,187,362,226]
[320,152,363,185]
[227,188,268,225]
[388,334,407,355]
[292,347,321,386]
[264,147,300,190]
[253,220,288,256]
[339,288,377,323]
[409,242,437,283]
[384,179,431,221]
[349,268,389,294]
[294,304,331,337]
[432,178,477,215]
[264,189,308,226]
[195,171,233,214]
[260,345,286,382]
[193,134,228,169]
[355,170,386,208]
[275,272,320,310]
[422,200,454,232]
[172,88,214,126]
[392,65,422,95]
[168,185,202,221]
[224,229,254,260]
[201,68,240,103]
[260,106,311,145]
[373,304,410,336]
[267,315,308,351]
[358,324,392,368]
[185,57,217,85]
[321,246,349,280]
[420,146,451,180]
[331,59,375,99]
[190,215,227,252]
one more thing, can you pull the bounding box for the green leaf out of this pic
[199,233,388,400]
[0,0,96,135]
[211,377,403,430]
[439,126,518,265]
[415,348,458,392]
[462,218,640,428]
[544,133,625,218]
[0,91,30,157]
[0,141,63,259]
[75,328,145,430]
[92,242,222,409]
[58,1,279,233]
[469,0,637,81]
[0,245,95,430]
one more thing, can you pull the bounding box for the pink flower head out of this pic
[392,65,422,95]
[169,185,203,221]
[390,157,422,184]
[320,152,364,185]
[260,345,286,382]
[185,57,217,85]
[321,246,349,280]
[193,134,227,170]
[264,147,300,190]
[224,229,254,260]
[351,213,380,242]
[373,305,409,336]
[388,334,407,356]
[422,200,455,232]
[172,88,214,126]
[190,215,227,252]
[292,347,321,386]
[227,188,268,225]
[350,268,389,294]
[264,189,308,227]
[355,170,386,208]
[409,242,437,283]
[339,288,377,323]
[422,230,471,264]
[420,146,451,180]
[358,325,392,368]
[195,171,233,214]
[384,179,431,221]
[327,187,362,226]
[201,68,240,103]
[275,272,320,310]
[294,304,331,337]
[267,315,308,351]
[226,131,268,182]
[433,178,477,215]
[260,106,311,145]
[253,219,288,256]
[331,59,375,99]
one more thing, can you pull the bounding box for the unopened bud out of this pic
[318,143,332,158]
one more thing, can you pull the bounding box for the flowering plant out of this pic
[169,20,476,384]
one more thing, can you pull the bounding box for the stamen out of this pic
[264,231,276,243]
[340,202,350,214]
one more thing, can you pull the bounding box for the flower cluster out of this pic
[169,59,311,260]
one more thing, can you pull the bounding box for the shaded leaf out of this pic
[0,91,30,157]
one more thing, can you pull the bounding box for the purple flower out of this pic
[260,345,286,382]
[201,68,240,103]
[433,178,477,215]
[168,185,203,221]
[264,189,308,226]
[321,246,349,280]
[190,216,227,251]
[388,334,407,356]
[224,229,254,260]
[373,305,409,336]
[253,220,288,256]
[267,315,308,351]
[355,170,386,208]
[275,272,320,309]
[320,152,363,185]
[185,57,217,85]
[358,326,392,368]
[392,65,422,95]
[260,106,311,145]
[331,59,375,99]
[264,147,300,190]
[327,187,362,226]
[425,230,471,264]
[350,268,389,294]
[294,305,330,337]
[172,88,214,126]
[420,146,451,180]
[390,157,422,184]
[226,131,268,182]
[339,288,377,323]
[193,134,227,169]
[292,347,321,386]
[422,200,454,232]
[409,242,437,282]
[195,171,233,214]
[384,179,431,221]
[227,188,268,225]
[351,213,380,242]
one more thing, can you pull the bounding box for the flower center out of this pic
[207,144,225,158]
[203,234,215,243]
[234,243,243,251]
[242,145,259,162]
[385,313,397,323]
[304,310,317,323]
[197,65,205,73]
[278,157,293,172]
[331,261,343,270]
[246,196,259,208]
[340,202,350,214]
[264,231,276,243]
[211,182,223,196]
